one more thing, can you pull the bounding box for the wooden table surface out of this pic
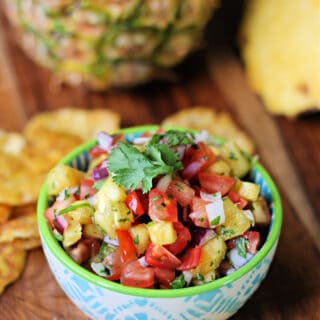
[0,1,320,319]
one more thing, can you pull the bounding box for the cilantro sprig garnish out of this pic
[149,130,194,146]
[107,139,183,193]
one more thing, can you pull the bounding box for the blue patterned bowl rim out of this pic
[37,125,282,298]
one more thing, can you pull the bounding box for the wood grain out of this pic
[0,0,319,319]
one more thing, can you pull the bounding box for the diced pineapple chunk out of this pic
[104,177,127,202]
[129,224,150,255]
[233,180,260,201]
[148,222,177,246]
[112,201,134,230]
[252,196,271,226]
[94,200,134,239]
[66,203,93,225]
[47,164,84,196]
[216,197,251,240]
[220,141,250,178]
[83,223,104,239]
[63,221,82,248]
[192,270,216,286]
[207,159,231,176]
[193,237,226,275]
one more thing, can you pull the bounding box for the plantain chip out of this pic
[11,237,41,251]
[0,130,26,156]
[11,203,36,219]
[24,107,121,141]
[22,129,82,174]
[0,204,11,225]
[162,107,255,155]
[0,243,26,294]
[0,214,39,243]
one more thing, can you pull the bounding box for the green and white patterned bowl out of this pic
[37,125,282,320]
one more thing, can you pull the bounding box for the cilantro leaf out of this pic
[236,237,248,258]
[149,130,194,147]
[107,141,183,193]
[170,274,186,289]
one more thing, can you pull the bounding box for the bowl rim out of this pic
[37,125,282,298]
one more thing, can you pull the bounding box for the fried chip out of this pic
[0,168,45,205]
[0,214,39,243]
[11,203,36,219]
[0,204,11,225]
[11,237,41,251]
[23,129,83,174]
[0,243,26,294]
[0,130,26,156]
[162,107,255,155]
[24,107,121,141]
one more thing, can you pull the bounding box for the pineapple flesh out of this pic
[3,0,219,89]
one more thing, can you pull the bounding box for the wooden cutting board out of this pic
[0,1,319,319]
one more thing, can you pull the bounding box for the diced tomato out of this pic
[145,243,181,269]
[165,222,191,255]
[80,179,96,200]
[148,189,178,222]
[120,260,154,288]
[116,230,137,263]
[44,207,55,229]
[228,191,248,209]
[105,248,122,281]
[198,172,236,196]
[153,267,176,289]
[167,180,195,207]
[189,197,210,228]
[182,142,215,180]
[82,237,100,257]
[44,198,74,229]
[89,145,108,159]
[125,191,145,217]
[156,127,165,134]
[243,231,261,254]
[177,246,202,271]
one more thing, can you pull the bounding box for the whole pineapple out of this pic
[3,0,219,89]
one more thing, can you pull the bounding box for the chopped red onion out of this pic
[93,167,108,181]
[97,132,113,152]
[228,248,254,269]
[156,174,172,192]
[200,191,221,202]
[175,145,187,160]
[138,256,149,268]
[133,136,152,145]
[103,234,119,246]
[54,215,68,235]
[199,229,216,246]
[182,270,193,285]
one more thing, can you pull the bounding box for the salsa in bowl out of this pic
[37,125,282,319]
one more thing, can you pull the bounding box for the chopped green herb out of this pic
[133,234,140,245]
[195,273,204,281]
[221,227,236,238]
[93,179,106,190]
[118,218,128,223]
[198,217,204,222]
[107,141,182,193]
[63,188,70,200]
[210,216,221,226]
[236,237,248,258]
[229,151,238,160]
[152,196,161,202]
[58,201,94,215]
[170,274,186,289]
[53,229,63,241]
[175,182,183,191]
[149,130,194,147]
